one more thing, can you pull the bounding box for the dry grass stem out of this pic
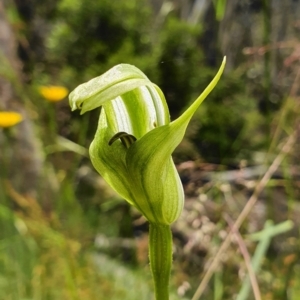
[224,213,262,300]
[192,132,296,300]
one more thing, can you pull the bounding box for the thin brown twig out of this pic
[224,213,262,300]
[191,132,296,300]
[243,40,298,56]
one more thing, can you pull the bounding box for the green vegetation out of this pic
[69,59,225,299]
[1,0,300,299]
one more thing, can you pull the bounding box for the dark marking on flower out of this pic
[109,131,137,148]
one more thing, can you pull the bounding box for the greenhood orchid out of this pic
[69,57,226,299]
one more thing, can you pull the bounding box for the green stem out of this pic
[149,223,172,300]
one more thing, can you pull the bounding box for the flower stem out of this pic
[149,223,172,300]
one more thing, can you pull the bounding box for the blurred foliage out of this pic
[190,72,260,164]
[44,0,156,83]
[17,0,259,164]
[0,183,155,300]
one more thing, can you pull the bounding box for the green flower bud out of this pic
[69,59,226,225]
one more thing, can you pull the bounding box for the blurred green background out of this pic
[1,0,300,299]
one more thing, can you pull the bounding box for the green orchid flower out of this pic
[69,57,226,300]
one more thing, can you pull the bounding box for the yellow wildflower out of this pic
[0,111,23,128]
[39,86,69,102]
